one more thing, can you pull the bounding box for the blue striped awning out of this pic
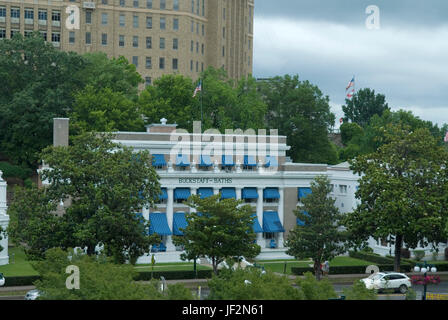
[264,156,278,167]
[198,187,214,199]
[149,212,172,235]
[157,188,168,201]
[263,188,280,199]
[297,211,310,226]
[263,211,285,233]
[176,154,190,167]
[252,214,263,233]
[173,212,188,236]
[174,188,191,200]
[242,187,258,199]
[222,155,234,166]
[298,187,312,200]
[199,155,213,167]
[244,155,257,167]
[220,187,236,199]
[152,154,166,166]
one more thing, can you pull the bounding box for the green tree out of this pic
[295,272,338,300]
[8,133,161,262]
[285,175,346,280]
[343,125,448,272]
[70,85,144,134]
[258,75,338,164]
[0,33,87,169]
[207,268,304,300]
[342,280,377,300]
[173,194,261,275]
[342,88,389,128]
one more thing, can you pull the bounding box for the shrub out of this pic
[291,264,412,276]
[295,272,338,300]
[3,275,41,287]
[0,162,32,179]
[413,250,425,261]
[343,280,377,300]
[406,288,417,300]
[135,270,213,281]
[348,251,394,264]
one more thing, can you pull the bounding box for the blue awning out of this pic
[198,187,214,199]
[173,212,188,236]
[176,154,190,166]
[220,187,236,199]
[252,214,263,233]
[149,212,172,235]
[199,155,213,167]
[264,156,278,167]
[298,187,312,200]
[242,187,258,199]
[297,211,310,226]
[263,188,280,199]
[263,211,285,233]
[157,188,167,201]
[174,188,191,200]
[244,155,257,167]
[222,155,234,166]
[152,154,166,166]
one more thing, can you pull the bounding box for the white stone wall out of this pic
[0,171,9,265]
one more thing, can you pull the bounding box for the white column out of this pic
[190,187,198,212]
[213,187,219,195]
[165,187,175,251]
[277,187,284,248]
[235,187,242,200]
[0,171,9,265]
[256,187,264,248]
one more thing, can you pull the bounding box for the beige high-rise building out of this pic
[0,0,254,85]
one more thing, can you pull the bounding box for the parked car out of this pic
[361,272,412,293]
[24,289,42,300]
[0,273,4,287]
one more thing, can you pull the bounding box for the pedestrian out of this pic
[322,260,330,277]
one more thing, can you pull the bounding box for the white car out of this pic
[25,289,41,300]
[361,272,412,294]
[0,273,4,287]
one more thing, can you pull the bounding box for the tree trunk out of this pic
[394,234,402,272]
[314,260,321,281]
[212,258,218,275]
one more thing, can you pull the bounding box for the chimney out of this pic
[145,118,177,133]
[53,118,69,147]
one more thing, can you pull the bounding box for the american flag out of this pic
[346,89,355,99]
[346,77,355,91]
[346,76,355,99]
[193,80,202,98]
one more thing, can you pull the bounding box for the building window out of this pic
[201,43,204,55]
[101,33,107,45]
[160,0,166,10]
[223,7,226,20]
[0,7,6,21]
[159,37,165,49]
[101,0,108,4]
[196,0,199,15]
[145,57,152,69]
[85,11,91,24]
[101,13,108,25]
[133,35,138,47]
[159,57,165,69]
[196,22,199,34]
[196,61,198,72]
[0,29,5,39]
[10,30,19,38]
[339,185,347,194]
[191,0,194,13]
[222,46,225,57]
[120,0,125,7]
[201,62,204,72]
[119,14,125,26]
[172,58,178,70]
[160,17,166,30]
[132,56,138,67]
[202,24,204,36]
[133,0,139,8]
[11,7,20,19]
[190,40,193,52]
[146,16,152,29]
[133,15,139,28]
[173,18,179,31]
[119,35,125,47]
[196,42,199,53]
[190,60,193,71]
[69,31,75,43]
[173,0,179,11]
[145,76,151,87]
[173,38,178,50]
[191,20,194,32]
[146,0,152,9]
[51,32,60,42]
[24,8,34,22]
[202,0,204,16]
[85,32,91,44]
[223,27,225,39]
[39,31,47,41]
[146,36,152,48]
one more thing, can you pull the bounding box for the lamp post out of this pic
[413,261,437,300]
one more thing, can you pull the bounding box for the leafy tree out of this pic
[33,248,195,300]
[295,272,338,300]
[207,268,304,300]
[340,122,363,146]
[342,280,377,300]
[8,133,161,262]
[285,175,346,280]
[173,194,261,275]
[342,88,389,128]
[70,85,144,134]
[258,75,338,164]
[343,125,448,272]
[0,33,87,169]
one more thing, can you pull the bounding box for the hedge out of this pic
[3,275,41,287]
[291,264,412,276]
[349,250,395,264]
[134,269,214,281]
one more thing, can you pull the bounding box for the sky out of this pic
[252,0,448,128]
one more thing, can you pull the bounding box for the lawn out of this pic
[0,247,39,276]
[255,256,372,275]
